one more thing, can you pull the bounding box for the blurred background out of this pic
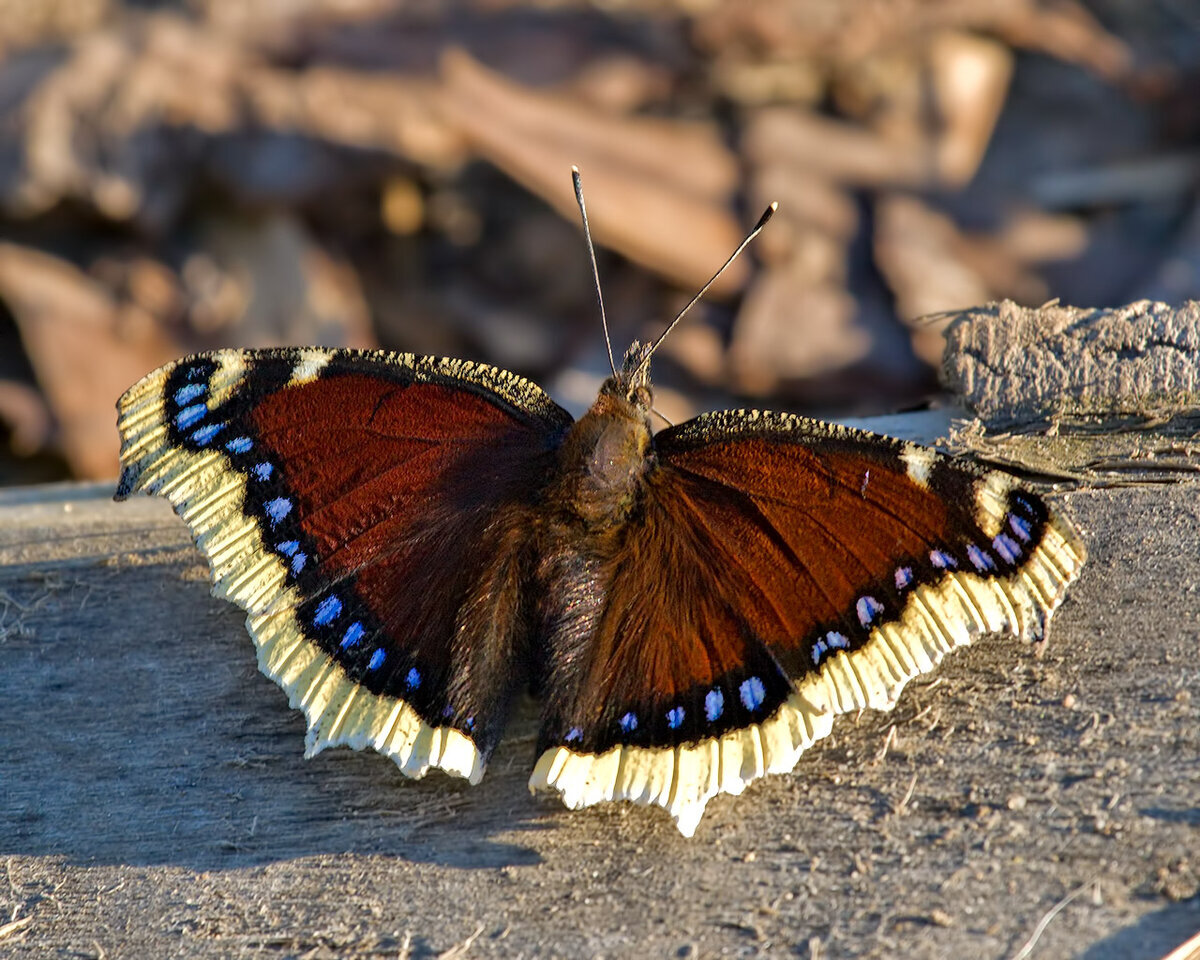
[0,0,1197,486]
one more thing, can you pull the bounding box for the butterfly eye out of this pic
[632,386,652,409]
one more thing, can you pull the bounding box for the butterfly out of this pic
[114,181,1085,837]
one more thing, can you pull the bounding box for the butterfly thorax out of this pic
[550,356,654,532]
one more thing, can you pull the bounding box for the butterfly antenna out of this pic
[572,166,617,378]
[637,201,777,376]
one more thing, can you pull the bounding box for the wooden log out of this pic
[1,420,1197,957]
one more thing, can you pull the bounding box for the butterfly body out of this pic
[116,345,1085,836]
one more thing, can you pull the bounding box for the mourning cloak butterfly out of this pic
[115,204,1085,837]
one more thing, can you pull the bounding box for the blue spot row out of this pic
[264,497,291,525]
[170,368,314,592]
[739,676,766,712]
[597,677,782,744]
[169,377,253,457]
[857,595,883,627]
[174,382,206,405]
[367,649,386,671]
[340,621,364,649]
[1009,514,1032,542]
[967,543,996,571]
[993,532,1022,564]
[313,594,342,626]
[812,630,852,667]
[275,539,308,574]
[565,726,583,743]
[191,422,225,446]
[405,667,421,690]
[930,549,957,569]
[889,532,1028,600]
[175,403,207,431]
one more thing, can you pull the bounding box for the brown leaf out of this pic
[729,260,865,393]
[874,193,993,328]
[928,31,1014,187]
[694,0,1131,84]
[992,0,1132,85]
[873,193,1049,365]
[749,167,858,245]
[194,0,402,32]
[743,107,932,190]
[249,64,466,171]
[185,213,375,349]
[0,380,53,456]
[12,15,465,225]
[0,244,180,479]
[0,0,111,52]
[439,49,747,296]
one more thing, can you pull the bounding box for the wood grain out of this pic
[0,467,1197,959]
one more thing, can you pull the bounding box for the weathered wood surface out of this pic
[1,442,1198,959]
[942,299,1200,428]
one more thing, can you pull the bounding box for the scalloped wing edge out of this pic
[115,351,485,785]
[530,496,1085,837]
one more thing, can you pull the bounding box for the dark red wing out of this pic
[535,483,794,750]
[532,409,1084,835]
[654,416,985,679]
[116,348,572,779]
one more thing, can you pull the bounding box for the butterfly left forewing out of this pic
[532,409,1085,835]
[117,347,571,784]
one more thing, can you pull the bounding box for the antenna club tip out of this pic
[751,202,777,232]
[571,164,581,175]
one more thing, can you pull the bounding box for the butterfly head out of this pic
[604,340,654,413]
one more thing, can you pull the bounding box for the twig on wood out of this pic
[874,724,897,763]
[439,923,485,959]
[0,915,33,942]
[893,772,918,815]
[1009,874,1101,960]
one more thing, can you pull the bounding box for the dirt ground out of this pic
[0,430,1198,959]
